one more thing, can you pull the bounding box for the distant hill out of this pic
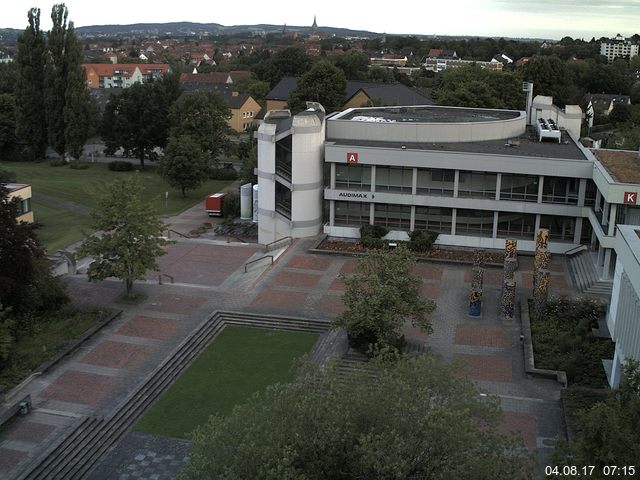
[0,29,20,43]
[72,22,378,39]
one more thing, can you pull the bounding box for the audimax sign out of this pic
[338,192,371,199]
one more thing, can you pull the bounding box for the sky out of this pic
[3,0,640,40]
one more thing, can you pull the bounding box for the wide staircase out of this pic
[14,312,329,480]
[566,247,613,297]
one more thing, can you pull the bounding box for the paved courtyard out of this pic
[0,231,576,478]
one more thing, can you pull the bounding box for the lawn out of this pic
[3,161,232,214]
[134,326,318,439]
[32,200,92,252]
[1,161,233,252]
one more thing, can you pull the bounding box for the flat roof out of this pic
[330,127,587,161]
[334,105,521,124]
[591,149,640,184]
[2,183,30,192]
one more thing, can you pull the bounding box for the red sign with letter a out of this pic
[624,191,638,205]
[347,152,358,164]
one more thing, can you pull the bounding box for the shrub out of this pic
[360,224,388,239]
[222,192,240,218]
[409,230,438,252]
[69,162,89,170]
[209,167,239,181]
[49,158,67,167]
[108,160,133,171]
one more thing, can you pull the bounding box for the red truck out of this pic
[204,193,226,217]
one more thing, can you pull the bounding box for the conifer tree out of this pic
[14,8,47,160]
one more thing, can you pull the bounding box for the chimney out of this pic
[232,91,239,97]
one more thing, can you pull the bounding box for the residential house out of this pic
[3,183,33,223]
[370,54,408,67]
[492,53,513,66]
[83,64,171,89]
[584,94,631,127]
[264,77,432,112]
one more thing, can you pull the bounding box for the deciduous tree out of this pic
[159,135,211,197]
[78,176,170,297]
[332,246,435,354]
[183,355,533,480]
[288,60,347,113]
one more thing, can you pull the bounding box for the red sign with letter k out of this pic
[624,191,637,205]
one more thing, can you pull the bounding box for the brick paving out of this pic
[249,288,308,312]
[499,411,537,449]
[79,341,153,369]
[271,270,323,288]
[3,421,56,443]
[412,263,444,281]
[41,370,121,406]
[144,295,208,315]
[454,324,511,349]
[0,447,27,475]
[116,316,180,341]
[454,353,514,382]
[463,268,505,285]
[285,254,332,271]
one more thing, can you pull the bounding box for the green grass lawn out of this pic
[134,326,318,439]
[3,161,231,213]
[1,161,233,252]
[32,200,93,252]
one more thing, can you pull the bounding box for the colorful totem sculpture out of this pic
[469,249,485,317]
[534,269,550,320]
[533,229,551,319]
[501,239,518,321]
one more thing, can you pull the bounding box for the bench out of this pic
[0,394,32,428]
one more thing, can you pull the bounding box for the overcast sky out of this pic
[3,0,639,40]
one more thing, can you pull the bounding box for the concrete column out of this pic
[610,349,622,389]
[574,217,583,244]
[597,244,604,268]
[495,173,502,200]
[492,211,499,238]
[410,205,416,231]
[330,162,336,189]
[329,200,335,226]
[608,204,618,236]
[602,200,609,228]
[534,214,541,241]
[412,167,418,195]
[453,170,460,198]
[578,178,587,207]
[595,189,602,212]
[603,249,612,280]
[369,202,374,225]
[370,165,376,193]
[537,175,544,203]
[451,208,457,235]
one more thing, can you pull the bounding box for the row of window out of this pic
[334,201,577,241]
[242,111,255,118]
[334,164,582,205]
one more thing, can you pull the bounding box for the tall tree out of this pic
[44,4,93,159]
[288,60,347,113]
[101,76,181,168]
[78,175,170,298]
[159,135,211,197]
[0,94,16,157]
[168,89,231,163]
[44,4,69,157]
[14,8,47,160]
[332,246,436,354]
[183,356,533,480]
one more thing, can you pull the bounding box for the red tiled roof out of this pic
[83,63,169,77]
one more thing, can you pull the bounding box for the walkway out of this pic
[0,233,575,478]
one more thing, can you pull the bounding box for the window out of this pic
[496,212,536,239]
[416,168,454,196]
[584,180,597,207]
[542,177,578,204]
[500,174,539,202]
[457,171,497,199]
[335,201,369,226]
[540,215,575,242]
[374,204,411,230]
[275,182,291,219]
[455,209,494,237]
[16,198,31,215]
[335,164,371,190]
[275,136,292,181]
[415,206,452,233]
[375,166,413,193]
